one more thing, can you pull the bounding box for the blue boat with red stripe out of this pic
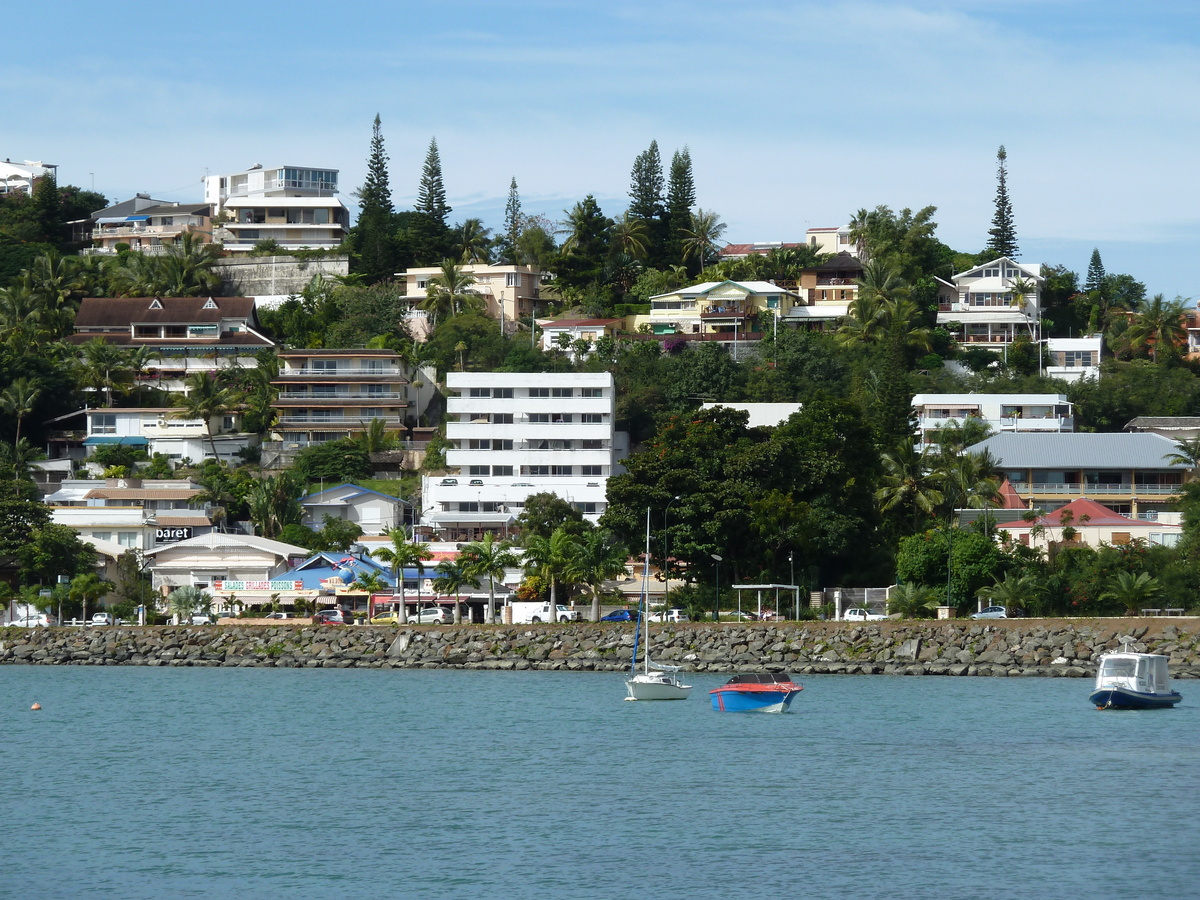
[709,673,803,713]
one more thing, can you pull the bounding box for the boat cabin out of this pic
[1096,653,1172,695]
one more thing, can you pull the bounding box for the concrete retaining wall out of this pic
[3,619,1198,676]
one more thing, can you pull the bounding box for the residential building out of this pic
[540,318,623,360]
[719,241,808,261]
[88,197,212,254]
[699,402,802,429]
[969,432,1187,518]
[69,296,274,393]
[271,349,410,447]
[1045,335,1102,382]
[45,476,216,552]
[996,498,1182,551]
[805,226,858,257]
[633,280,801,336]
[912,394,1073,446]
[204,165,349,253]
[83,407,257,466]
[0,158,54,196]
[402,263,547,334]
[300,483,412,535]
[1125,417,1200,442]
[421,372,628,540]
[937,257,1043,349]
[790,252,864,329]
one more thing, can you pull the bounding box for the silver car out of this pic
[407,607,452,625]
[971,605,1008,619]
[7,613,56,628]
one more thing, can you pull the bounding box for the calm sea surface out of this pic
[1,667,1196,900]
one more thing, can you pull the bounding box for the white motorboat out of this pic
[1089,638,1182,710]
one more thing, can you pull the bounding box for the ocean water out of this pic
[1,667,1196,900]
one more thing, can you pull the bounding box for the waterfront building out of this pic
[539,318,623,361]
[912,393,1074,446]
[968,431,1187,518]
[1044,335,1102,382]
[45,476,215,552]
[996,497,1182,551]
[145,532,309,602]
[300,483,412,536]
[421,372,627,541]
[203,165,349,253]
[789,252,863,330]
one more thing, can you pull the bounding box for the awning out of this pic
[125,215,149,221]
[83,436,149,446]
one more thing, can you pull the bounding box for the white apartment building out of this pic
[1045,335,1102,382]
[204,165,349,253]
[937,257,1043,349]
[83,408,257,466]
[912,393,1074,446]
[44,477,215,552]
[0,158,54,195]
[421,372,628,541]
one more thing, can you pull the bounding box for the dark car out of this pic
[601,609,639,622]
[313,608,353,625]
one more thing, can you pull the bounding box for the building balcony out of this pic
[701,305,753,319]
[274,368,405,380]
[1015,482,1181,496]
[275,416,406,427]
[814,277,858,286]
[276,392,407,405]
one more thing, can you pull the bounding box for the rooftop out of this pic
[969,432,1185,470]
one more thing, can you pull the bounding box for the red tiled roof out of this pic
[998,478,1028,510]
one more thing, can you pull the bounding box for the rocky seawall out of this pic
[2,619,1198,676]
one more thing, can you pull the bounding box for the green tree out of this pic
[1099,571,1162,616]
[666,147,696,269]
[246,472,303,538]
[292,438,372,483]
[514,492,586,542]
[458,532,518,624]
[167,584,211,624]
[1,377,40,459]
[887,582,939,618]
[877,442,944,535]
[70,572,113,625]
[432,559,478,625]
[353,113,398,282]
[552,195,613,294]
[20,522,96,586]
[985,144,1018,259]
[172,371,237,461]
[976,571,1040,616]
[628,140,667,263]
[1084,248,1106,294]
[572,526,629,621]
[374,529,433,618]
[456,218,492,264]
[520,527,582,614]
[680,209,726,271]
[1124,294,1187,363]
[416,137,451,230]
[500,177,522,265]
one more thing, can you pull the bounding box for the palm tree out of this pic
[887,583,939,618]
[680,209,726,270]
[1126,294,1187,363]
[836,290,890,346]
[458,533,518,624]
[77,337,132,407]
[351,569,389,597]
[1166,437,1200,481]
[611,213,650,261]
[433,559,479,625]
[1,377,40,454]
[1099,571,1163,617]
[521,527,582,618]
[358,417,398,453]
[125,345,160,405]
[876,442,944,533]
[166,584,211,624]
[456,218,493,264]
[571,528,628,621]
[374,528,433,621]
[246,472,303,538]
[976,572,1040,617]
[848,208,874,260]
[421,258,477,328]
[159,233,222,296]
[172,372,237,461]
[71,573,113,626]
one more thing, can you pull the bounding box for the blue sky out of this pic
[9,1,1200,297]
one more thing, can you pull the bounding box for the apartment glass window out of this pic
[312,359,338,372]
[469,387,492,398]
[492,466,513,477]
[551,387,573,398]
[117,532,138,548]
[469,466,490,476]
[581,413,602,424]
[529,413,550,423]
[1064,351,1092,367]
[581,388,603,398]
[92,532,112,542]
[468,439,489,450]
[527,465,550,476]
[492,413,513,424]
[529,387,550,398]
[458,502,479,512]
[368,383,387,397]
[551,465,572,476]
[312,409,334,422]
[582,439,604,449]
[551,413,573,424]
[492,439,513,451]
[494,387,514,399]
[93,414,117,434]
[577,502,597,515]
[506,272,519,287]
[581,465,602,476]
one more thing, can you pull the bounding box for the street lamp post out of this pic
[711,554,722,622]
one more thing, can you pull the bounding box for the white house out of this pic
[937,257,1043,349]
[44,477,215,552]
[540,318,623,361]
[421,372,628,541]
[911,394,1073,446]
[204,165,349,253]
[1045,335,1102,382]
[0,158,54,196]
[144,532,310,599]
[300,483,412,536]
[84,407,257,466]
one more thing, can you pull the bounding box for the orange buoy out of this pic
[30,702,41,710]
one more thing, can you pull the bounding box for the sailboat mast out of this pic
[643,507,651,675]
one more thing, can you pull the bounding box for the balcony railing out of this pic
[701,306,752,318]
[275,368,404,378]
[815,277,857,285]
[1018,482,1181,495]
[276,416,406,426]
[276,392,407,402]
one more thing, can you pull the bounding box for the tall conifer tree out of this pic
[416,137,451,229]
[1084,248,1107,294]
[353,113,397,282]
[667,147,696,267]
[502,177,522,265]
[985,145,1018,259]
[628,140,667,264]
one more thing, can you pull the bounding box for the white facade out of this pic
[422,372,628,540]
[938,257,1043,348]
[45,477,214,552]
[402,263,546,334]
[204,165,349,253]
[912,393,1073,445]
[144,533,309,595]
[1045,335,1102,382]
[0,159,53,195]
[805,226,857,257]
[301,484,410,535]
[85,408,257,465]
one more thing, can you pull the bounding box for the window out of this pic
[312,409,334,422]
[458,502,479,512]
[368,384,387,397]
[529,413,550,423]
[551,387,573,398]
[416,278,428,289]
[494,387,514,399]
[582,439,604,449]
[468,439,489,450]
[581,413,602,424]
[527,465,550,476]
[469,387,491,398]
[92,531,112,542]
[118,532,138,548]
[551,465,572,476]
[576,502,597,515]
[1064,351,1093,367]
[1111,532,1132,545]
[93,414,116,434]
[1151,533,1181,547]
[506,272,519,287]
[551,414,573,424]
[492,466,513,476]
[492,439,513,451]
[469,466,490,476]
[581,465,602,476]
[312,359,338,372]
[492,413,513,424]
[529,387,550,398]
[581,388,603,398]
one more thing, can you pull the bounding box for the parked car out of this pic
[971,605,1009,620]
[7,613,56,628]
[469,478,484,486]
[649,608,689,623]
[190,613,213,626]
[369,610,401,625]
[727,610,758,621]
[440,478,458,486]
[601,609,638,622]
[264,611,292,620]
[842,608,886,622]
[407,607,452,625]
[89,612,114,627]
[313,608,352,625]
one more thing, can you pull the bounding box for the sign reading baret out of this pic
[155,526,193,543]
[214,581,304,592]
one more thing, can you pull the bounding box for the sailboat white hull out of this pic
[625,672,692,701]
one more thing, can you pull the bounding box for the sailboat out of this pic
[625,508,692,701]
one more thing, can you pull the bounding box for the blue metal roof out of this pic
[83,436,149,446]
[283,552,407,590]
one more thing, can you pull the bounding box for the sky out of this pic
[8,0,1200,298]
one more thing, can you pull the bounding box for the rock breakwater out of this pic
[3,619,1198,676]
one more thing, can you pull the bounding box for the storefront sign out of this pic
[155,526,193,543]
[214,580,304,592]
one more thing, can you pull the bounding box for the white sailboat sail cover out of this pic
[648,657,682,672]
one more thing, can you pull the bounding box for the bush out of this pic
[292,439,371,483]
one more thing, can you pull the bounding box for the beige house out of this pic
[632,280,801,336]
[805,226,858,257]
[402,263,547,334]
[144,532,311,608]
[997,498,1182,552]
[91,201,212,255]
